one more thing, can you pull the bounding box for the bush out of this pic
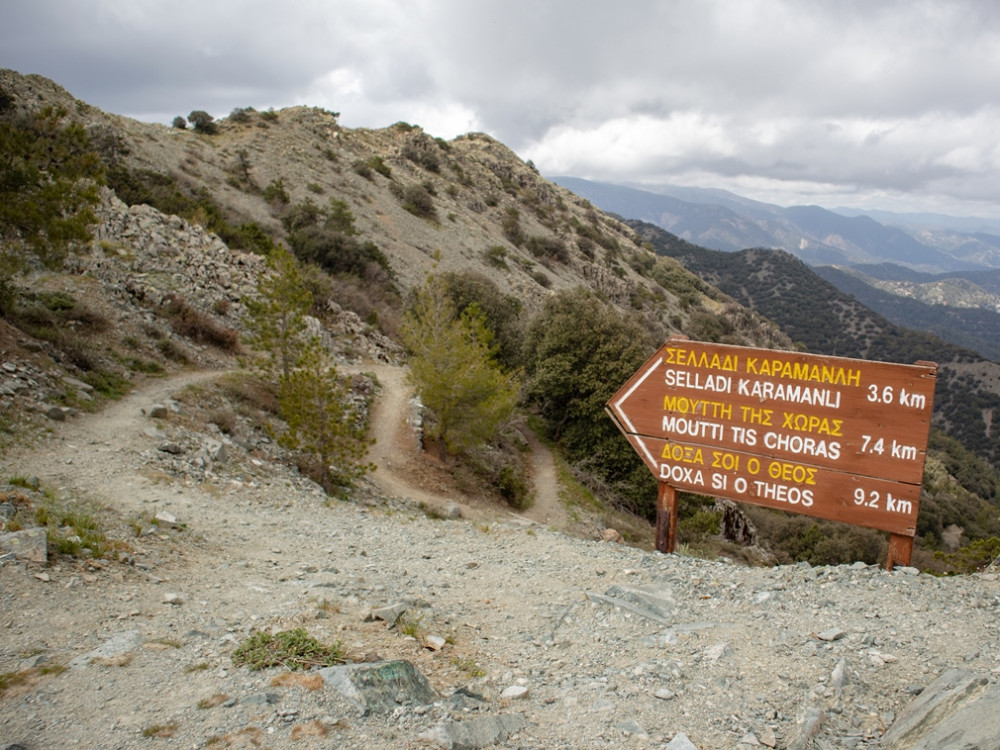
[400,184,436,219]
[161,294,239,351]
[232,629,344,671]
[187,110,217,134]
[263,178,290,206]
[352,160,373,179]
[402,133,442,172]
[485,245,508,269]
[525,235,569,263]
[289,226,392,281]
[229,107,253,123]
[171,116,186,130]
[502,207,524,246]
[367,155,392,178]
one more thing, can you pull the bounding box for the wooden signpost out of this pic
[607,336,937,569]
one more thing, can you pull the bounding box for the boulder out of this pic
[319,660,437,715]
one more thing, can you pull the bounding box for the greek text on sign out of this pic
[606,338,937,537]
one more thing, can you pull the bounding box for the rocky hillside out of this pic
[2,69,1000,750]
[2,367,998,750]
[1,68,759,326]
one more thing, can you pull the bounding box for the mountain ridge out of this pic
[553,175,997,273]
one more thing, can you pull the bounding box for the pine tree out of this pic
[246,246,373,491]
[276,347,373,492]
[401,274,519,455]
[244,245,313,377]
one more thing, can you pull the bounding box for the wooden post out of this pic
[886,533,914,570]
[655,482,678,554]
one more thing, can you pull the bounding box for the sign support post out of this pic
[656,482,678,554]
[887,533,915,570]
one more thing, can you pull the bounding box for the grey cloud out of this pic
[2,0,998,215]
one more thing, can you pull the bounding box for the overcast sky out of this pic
[3,0,999,218]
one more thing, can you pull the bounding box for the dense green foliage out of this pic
[246,246,373,492]
[401,275,519,455]
[277,351,373,492]
[244,245,313,377]
[522,288,659,516]
[187,110,217,134]
[232,628,344,671]
[438,271,524,371]
[0,101,103,308]
[815,265,1000,363]
[282,198,393,283]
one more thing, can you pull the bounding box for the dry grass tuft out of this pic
[270,671,324,690]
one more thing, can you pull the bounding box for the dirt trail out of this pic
[23,363,565,529]
[353,362,567,527]
[16,370,223,515]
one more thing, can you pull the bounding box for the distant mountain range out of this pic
[552,176,1000,273]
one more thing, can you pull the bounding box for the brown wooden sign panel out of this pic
[607,337,937,537]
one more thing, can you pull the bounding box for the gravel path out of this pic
[2,370,999,749]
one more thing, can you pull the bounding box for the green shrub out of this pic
[263,178,290,205]
[228,107,253,123]
[171,116,186,129]
[502,207,524,246]
[531,270,551,288]
[525,235,569,263]
[232,629,344,671]
[352,160,373,179]
[400,184,436,219]
[366,155,392,178]
[485,245,508,269]
[187,110,217,134]
[161,294,239,351]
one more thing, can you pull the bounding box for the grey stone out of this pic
[443,502,462,520]
[617,719,648,737]
[882,668,997,749]
[148,403,169,419]
[787,706,825,750]
[500,685,528,700]
[319,660,437,715]
[158,441,184,455]
[640,631,679,647]
[44,406,67,422]
[242,692,281,706]
[587,583,677,625]
[62,376,94,393]
[702,643,730,662]
[369,602,408,625]
[419,713,526,750]
[830,658,848,695]
[0,528,47,563]
[154,510,178,527]
[665,732,699,750]
[816,628,847,642]
[71,630,143,668]
[19,653,47,671]
[207,439,229,463]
